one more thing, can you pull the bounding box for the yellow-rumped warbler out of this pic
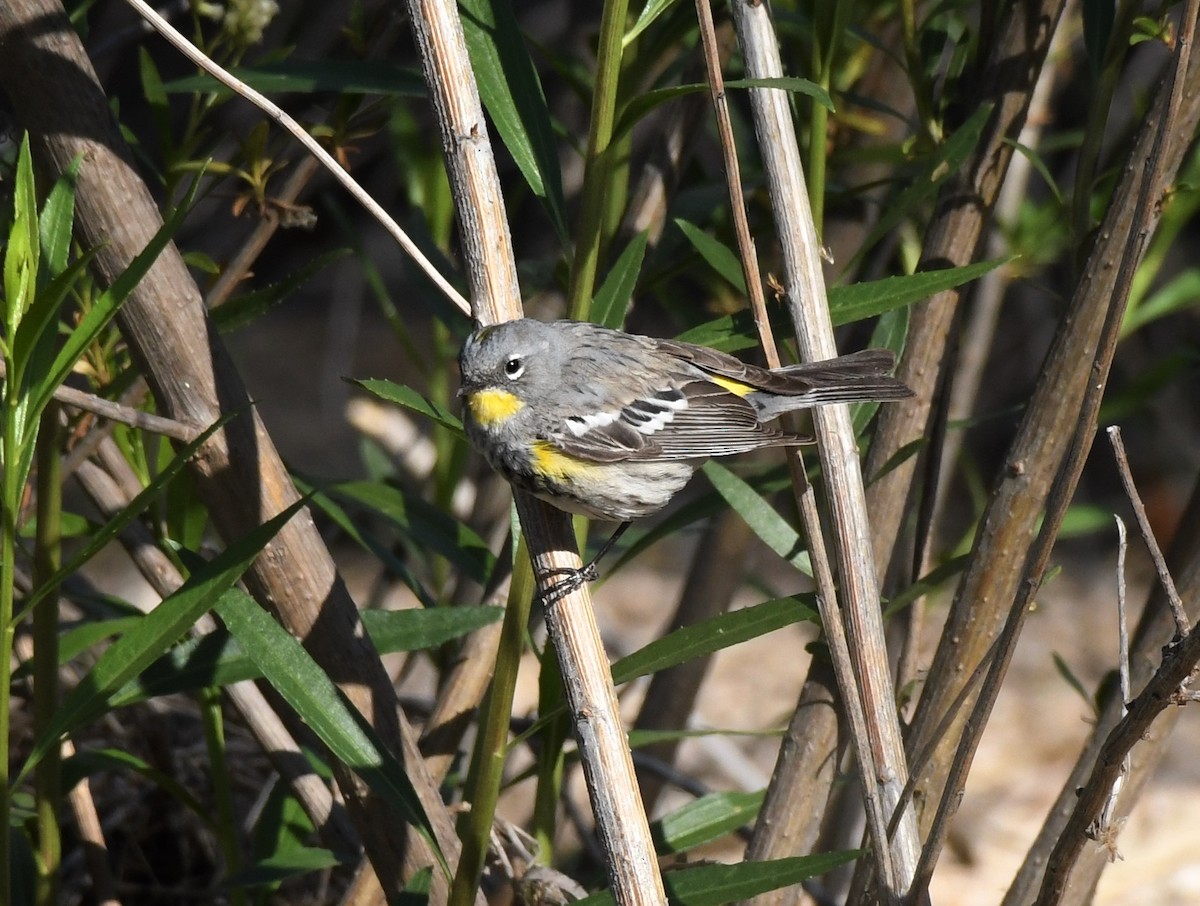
[459,318,911,595]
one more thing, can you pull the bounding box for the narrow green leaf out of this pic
[31,176,200,421]
[163,60,426,96]
[20,499,306,779]
[703,461,811,575]
[112,605,502,707]
[850,103,993,268]
[460,0,567,240]
[62,748,212,826]
[4,133,38,326]
[575,850,863,905]
[616,78,830,139]
[361,605,504,652]
[213,588,446,872]
[351,378,465,436]
[212,248,351,334]
[38,156,81,278]
[591,231,648,329]
[828,259,1007,325]
[1122,268,1200,336]
[330,480,493,581]
[653,790,764,853]
[1053,652,1099,717]
[725,77,833,111]
[20,415,235,618]
[225,848,350,888]
[674,219,746,292]
[623,0,678,47]
[611,595,816,685]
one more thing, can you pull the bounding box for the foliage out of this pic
[1,1,1198,904]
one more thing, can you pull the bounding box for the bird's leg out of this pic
[538,521,632,605]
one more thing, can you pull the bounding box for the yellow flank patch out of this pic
[532,440,596,480]
[466,388,524,426]
[709,374,755,397]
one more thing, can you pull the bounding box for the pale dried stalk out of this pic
[730,1,921,897]
[401,0,665,902]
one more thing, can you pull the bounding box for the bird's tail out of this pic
[753,349,913,417]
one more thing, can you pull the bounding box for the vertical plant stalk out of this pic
[32,405,62,906]
[566,0,633,318]
[730,0,922,897]
[403,0,666,902]
[694,0,884,889]
[0,1,462,897]
[862,0,1068,579]
[905,8,1200,898]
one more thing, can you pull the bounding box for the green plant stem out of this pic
[32,404,62,906]
[566,0,633,320]
[0,348,21,904]
[199,686,246,906]
[449,549,536,906]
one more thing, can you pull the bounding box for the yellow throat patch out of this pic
[465,388,524,426]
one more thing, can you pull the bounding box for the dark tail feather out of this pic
[755,349,913,417]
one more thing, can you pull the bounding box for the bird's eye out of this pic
[504,356,525,379]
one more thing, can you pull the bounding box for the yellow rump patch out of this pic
[708,374,755,397]
[465,388,524,426]
[531,440,597,480]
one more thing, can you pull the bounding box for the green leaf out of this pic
[225,848,350,888]
[624,0,679,47]
[1122,267,1200,336]
[163,60,426,96]
[329,480,493,581]
[612,595,816,684]
[652,791,764,853]
[617,78,831,139]
[1053,652,1099,717]
[211,249,351,334]
[30,175,200,423]
[591,231,648,329]
[361,605,504,652]
[214,588,446,872]
[575,850,863,905]
[62,748,212,826]
[703,461,811,575]
[725,77,833,111]
[19,415,235,619]
[675,219,746,292]
[828,259,1008,325]
[850,103,993,269]
[4,133,39,328]
[351,378,465,436]
[460,0,567,240]
[112,605,502,707]
[38,156,81,278]
[20,499,307,780]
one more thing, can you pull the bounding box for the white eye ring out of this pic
[504,356,525,379]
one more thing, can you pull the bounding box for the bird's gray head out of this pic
[458,319,563,430]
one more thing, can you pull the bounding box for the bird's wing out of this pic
[546,381,798,463]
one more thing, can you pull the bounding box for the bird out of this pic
[459,318,911,600]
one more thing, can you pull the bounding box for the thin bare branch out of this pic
[1107,425,1190,636]
[120,0,470,316]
